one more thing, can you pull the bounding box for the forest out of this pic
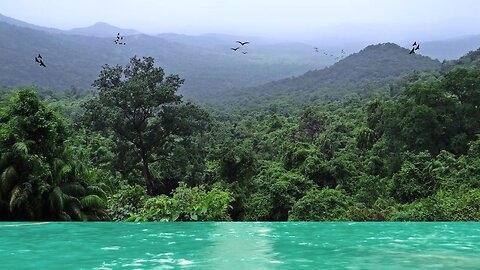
[1,47,480,222]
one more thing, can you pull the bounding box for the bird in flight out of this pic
[412,41,417,47]
[236,41,250,46]
[115,33,125,45]
[242,52,248,54]
[409,47,415,54]
[415,44,420,50]
[34,54,46,67]
[231,47,240,51]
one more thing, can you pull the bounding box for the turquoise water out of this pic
[1,222,479,269]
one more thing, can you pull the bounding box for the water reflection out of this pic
[201,223,281,269]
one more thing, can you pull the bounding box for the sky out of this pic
[1,0,479,43]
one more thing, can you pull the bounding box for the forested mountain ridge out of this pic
[0,18,322,101]
[216,43,442,109]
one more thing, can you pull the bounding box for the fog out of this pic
[1,0,479,43]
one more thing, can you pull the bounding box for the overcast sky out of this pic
[1,0,479,42]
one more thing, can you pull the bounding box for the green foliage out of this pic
[391,189,480,221]
[129,183,234,222]
[0,88,108,221]
[107,184,147,221]
[245,165,314,221]
[2,50,480,222]
[84,56,209,195]
[288,188,353,221]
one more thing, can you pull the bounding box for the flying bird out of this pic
[236,41,250,46]
[231,47,240,51]
[415,44,420,50]
[409,47,415,54]
[242,52,248,54]
[35,57,40,63]
[412,41,417,47]
[39,60,46,67]
[38,54,42,59]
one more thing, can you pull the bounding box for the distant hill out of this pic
[441,47,480,72]
[217,43,442,109]
[0,21,321,101]
[67,22,141,37]
[422,35,480,60]
[0,13,62,34]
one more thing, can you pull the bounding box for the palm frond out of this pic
[81,194,106,210]
[59,211,72,221]
[86,185,107,199]
[95,182,114,195]
[1,165,17,194]
[12,142,28,156]
[61,182,86,197]
[48,186,64,214]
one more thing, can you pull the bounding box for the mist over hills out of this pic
[0,13,478,105]
[67,22,141,37]
[0,14,324,101]
[217,43,443,109]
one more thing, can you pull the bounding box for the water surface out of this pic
[1,222,479,269]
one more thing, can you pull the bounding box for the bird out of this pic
[38,54,42,59]
[231,47,240,51]
[236,41,249,46]
[120,37,123,40]
[242,52,247,54]
[415,44,420,50]
[35,57,40,63]
[39,59,46,67]
[409,47,415,54]
[412,41,417,47]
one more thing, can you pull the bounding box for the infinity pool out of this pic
[1,222,479,269]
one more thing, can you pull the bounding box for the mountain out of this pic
[0,13,62,34]
[217,43,442,109]
[422,35,480,60]
[0,21,321,102]
[440,47,480,72]
[67,22,141,37]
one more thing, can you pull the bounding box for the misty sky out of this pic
[1,0,479,42]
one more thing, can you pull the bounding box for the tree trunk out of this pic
[141,154,155,195]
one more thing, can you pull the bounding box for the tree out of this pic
[0,88,108,221]
[84,56,209,195]
[288,188,353,221]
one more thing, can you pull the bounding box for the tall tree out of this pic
[84,56,209,195]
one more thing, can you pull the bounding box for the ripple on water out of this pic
[178,259,194,265]
[100,246,121,251]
